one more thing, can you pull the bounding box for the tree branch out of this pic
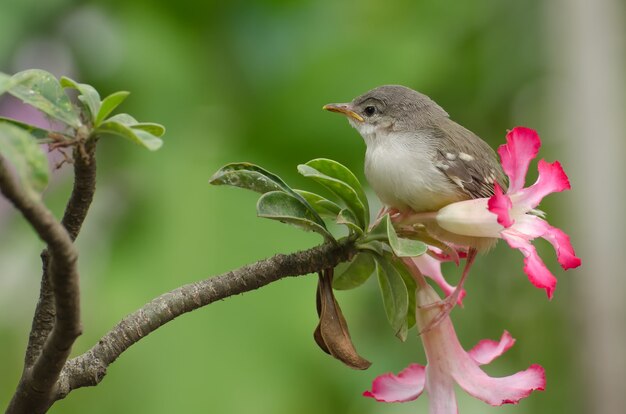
[0,153,86,414]
[24,141,97,368]
[2,136,356,412]
[55,238,356,400]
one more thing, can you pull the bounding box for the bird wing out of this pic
[431,122,507,200]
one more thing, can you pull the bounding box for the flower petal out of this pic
[409,255,466,305]
[487,182,514,228]
[498,127,541,193]
[501,230,557,298]
[514,160,571,211]
[452,361,546,406]
[468,331,516,365]
[363,364,426,402]
[514,216,582,270]
[415,281,545,410]
[541,225,581,269]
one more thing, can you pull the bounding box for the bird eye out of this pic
[364,106,376,116]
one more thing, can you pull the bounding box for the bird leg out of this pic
[370,206,401,228]
[418,247,478,334]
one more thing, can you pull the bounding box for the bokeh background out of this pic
[1,0,624,413]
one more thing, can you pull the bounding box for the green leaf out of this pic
[96,120,163,151]
[389,237,428,257]
[391,258,418,331]
[210,163,326,228]
[294,190,342,219]
[300,159,369,227]
[101,113,165,137]
[0,117,50,140]
[365,215,428,257]
[210,162,291,194]
[104,113,137,125]
[0,123,48,198]
[333,253,375,290]
[362,214,390,242]
[398,225,460,262]
[95,91,130,126]
[298,162,368,229]
[256,191,334,241]
[304,159,369,213]
[131,123,165,137]
[60,76,101,123]
[130,128,163,150]
[8,70,81,128]
[386,215,428,257]
[355,240,386,256]
[336,208,363,235]
[374,255,410,341]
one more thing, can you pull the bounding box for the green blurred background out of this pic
[1,0,624,413]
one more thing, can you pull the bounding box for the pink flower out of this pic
[436,127,581,298]
[364,281,545,413]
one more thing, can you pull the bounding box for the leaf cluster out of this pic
[0,69,165,200]
[210,159,428,340]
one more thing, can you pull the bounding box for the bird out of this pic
[323,85,507,326]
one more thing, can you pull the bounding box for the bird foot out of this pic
[418,290,461,334]
[418,247,477,334]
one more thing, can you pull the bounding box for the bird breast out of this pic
[364,132,460,212]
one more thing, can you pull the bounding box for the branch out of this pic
[24,141,97,368]
[55,238,356,400]
[58,140,98,241]
[0,154,85,414]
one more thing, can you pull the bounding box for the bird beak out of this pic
[322,103,364,122]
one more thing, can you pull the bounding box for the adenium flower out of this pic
[364,277,545,413]
[436,127,581,298]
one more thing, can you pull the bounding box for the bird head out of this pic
[323,85,448,144]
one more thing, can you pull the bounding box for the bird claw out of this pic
[417,248,477,334]
[418,291,459,334]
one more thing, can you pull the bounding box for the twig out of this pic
[55,238,356,400]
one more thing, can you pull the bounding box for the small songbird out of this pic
[323,85,507,320]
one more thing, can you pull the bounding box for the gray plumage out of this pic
[329,85,506,212]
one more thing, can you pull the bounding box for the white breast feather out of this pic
[363,132,458,212]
